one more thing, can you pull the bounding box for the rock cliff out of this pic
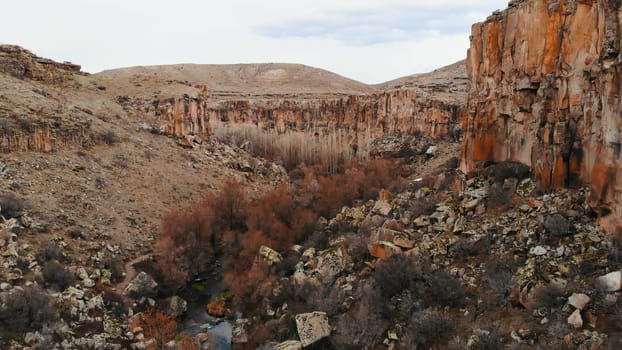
[146,89,463,143]
[141,62,467,143]
[461,0,622,230]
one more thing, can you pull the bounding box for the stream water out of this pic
[177,268,233,350]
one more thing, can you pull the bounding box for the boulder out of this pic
[167,295,188,316]
[232,318,250,344]
[259,245,283,265]
[316,245,350,282]
[568,293,591,310]
[123,272,158,298]
[295,312,331,347]
[596,271,622,292]
[372,200,392,216]
[567,309,583,329]
[368,241,401,260]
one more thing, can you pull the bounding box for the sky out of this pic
[2,0,508,84]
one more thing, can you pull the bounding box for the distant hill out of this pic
[97,63,377,99]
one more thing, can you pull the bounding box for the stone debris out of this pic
[295,312,331,347]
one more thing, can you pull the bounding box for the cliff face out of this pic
[148,89,463,143]
[462,0,622,229]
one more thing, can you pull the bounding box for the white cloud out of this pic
[1,0,507,83]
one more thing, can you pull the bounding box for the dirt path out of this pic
[116,254,152,294]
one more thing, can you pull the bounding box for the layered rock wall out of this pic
[461,0,622,228]
[151,89,464,143]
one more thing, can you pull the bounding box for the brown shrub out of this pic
[140,308,177,349]
[206,300,226,317]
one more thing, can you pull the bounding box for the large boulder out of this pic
[316,245,350,282]
[596,271,622,292]
[123,272,158,298]
[295,311,331,347]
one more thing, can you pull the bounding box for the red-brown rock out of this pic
[461,0,622,232]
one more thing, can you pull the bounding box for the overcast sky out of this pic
[2,0,508,84]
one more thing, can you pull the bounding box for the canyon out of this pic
[461,0,622,231]
[3,0,622,348]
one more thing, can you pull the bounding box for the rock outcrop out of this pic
[461,0,622,231]
[0,45,82,84]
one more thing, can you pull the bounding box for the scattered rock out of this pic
[259,245,283,265]
[372,200,392,216]
[568,309,583,329]
[167,295,187,316]
[232,319,250,344]
[368,241,401,260]
[568,293,591,310]
[295,312,331,347]
[274,340,303,350]
[123,272,158,298]
[530,246,547,256]
[596,271,622,292]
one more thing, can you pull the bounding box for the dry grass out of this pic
[213,124,370,173]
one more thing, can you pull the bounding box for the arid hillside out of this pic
[98,63,377,99]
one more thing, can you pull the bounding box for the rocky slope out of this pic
[460,0,622,232]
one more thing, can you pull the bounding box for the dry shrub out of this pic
[330,284,388,349]
[0,191,25,218]
[206,300,226,317]
[532,284,565,309]
[224,263,276,315]
[373,255,426,299]
[426,269,466,308]
[37,241,64,262]
[403,309,455,347]
[0,285,55,333]
[483,256,517,307]
[487,183,511,209]
[214,125,368,172]
[176,335,199,350]
[140,308,177,349]
[42,260,75,291]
